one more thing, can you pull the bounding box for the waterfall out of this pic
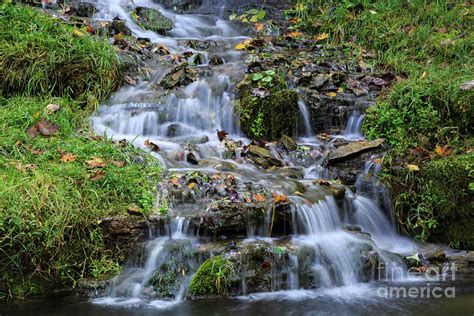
[343,111,365,140]
[88,0,419,306]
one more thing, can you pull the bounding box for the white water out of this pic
[343,111,365,140]
[90,0,428,306]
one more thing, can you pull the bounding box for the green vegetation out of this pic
[289,0,473,247]
[0,3,120,106]
[188,255,235,296]
[237,72,299,140]
[0,4,161,299]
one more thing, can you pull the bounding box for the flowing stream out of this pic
[15,0,466,314]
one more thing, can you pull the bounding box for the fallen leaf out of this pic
[294,191,304,196]
[217,129,229,142]
[273,193,289,204]
[254,22,265,31]
[289,17,302,23]
[253,193,266,203]
[89,170,106,181]
[235,39,252,50]
[286,31,303,38]
[45,103,60,115]
[127,206,142,215]
[73,28,86,37]
[314,179,330,186]
[86,157,108,168]
[407,164,420,171]
[314,33,329,41]
[188,182,197,189]
[434,144,452,157]
[111,161,126,167]
[27,126,38,139]
[326,92,337,97]
[60,153,77,163]
[27,146,44,155]
[37,119,59,136]
[170,177,181,186]
[12,161,38,172]
[144,139,160,152]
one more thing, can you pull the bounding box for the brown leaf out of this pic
[170,177,181,186]
[27,146,44,155]
[45,103,60,115]
[144,139,160,152]
[111,161,126,167]
[27,126,38,139]
[217,129,229,142]
[434,144,452,157]
[89,170,106,181]
[314,179,330,186]
[12,161,37,172]
[286,31,303,37]
[60,153,77,163]
[86,157,108,168]
[37,120,59,136]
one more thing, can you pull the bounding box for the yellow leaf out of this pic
[235,39,252,50]
[286,31,303,37]
[326,92,337,97]
[294,191,304,196]
[73,28,86,37]
[407,164,420,171]
[86,157,108,168]
[187,182,197,189]
[314,33,329,41]
[273,193,289,204]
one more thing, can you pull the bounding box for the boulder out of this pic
[70,2,96,17]
[133,7,173,34]
[280,134,297,151]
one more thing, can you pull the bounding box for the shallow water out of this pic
[2,277,473,315]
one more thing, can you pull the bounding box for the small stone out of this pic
[208,55,224,65]
[280,134,297,151]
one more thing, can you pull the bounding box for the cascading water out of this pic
[90,0,423,307]
[342,111,365,140]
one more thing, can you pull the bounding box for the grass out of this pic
[288,0,473,247]
[0,3,121,106]
[0,4,162,299]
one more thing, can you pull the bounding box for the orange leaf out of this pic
[314,33,329,41]
[273,193,289,204]
[60,153,77,163]
[254,22,265,31]
[434,144,452,157]
[253,193,266,203]
[111,161,126,167]
[286,31,303,38]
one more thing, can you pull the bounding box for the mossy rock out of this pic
[237,75,299,141]
[133,7,173,34]
[188,255,234,297]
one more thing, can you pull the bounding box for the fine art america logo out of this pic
[376,262,457,298]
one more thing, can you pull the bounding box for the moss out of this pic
[237,73,299,140]
[0,4,121,105]
[393,153,474,249]
[132,7,173,34]
[188,255,234,296]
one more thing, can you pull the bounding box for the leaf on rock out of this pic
[273,193,289,204]
[235,39,252,50]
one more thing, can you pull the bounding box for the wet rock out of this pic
[75,278,110,298]
[70,2,96,17]
[420,249,446,263]
[167,123,181,137]
[328,139,385,163]
[110,18,132,36]
[247,145,284,168]
[160,63,197,89]
[208,55,224,65]
[133,7,173,34]
[152,0,203,13]
[276,166,304,179]
[280,134,297,151]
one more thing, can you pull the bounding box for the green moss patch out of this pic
[188,255,235,297]
[237,72,298,140]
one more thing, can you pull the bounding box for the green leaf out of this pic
[255,10,266,20]
[229,13,237,21]
[252,73,264,81]
[264,70,276,76]
[262,76,273,83]
[246,9,260,15]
